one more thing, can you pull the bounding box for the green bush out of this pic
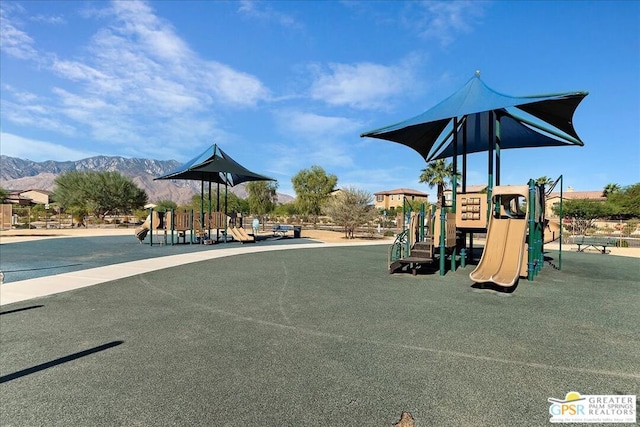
[383,230,395,237]
[616,240,629,248]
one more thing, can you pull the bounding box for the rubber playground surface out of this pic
[1,235,639,426]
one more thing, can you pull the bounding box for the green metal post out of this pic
[487,111,494,220]
[404,198,411,257]
[223,179,228,243]
[528,180,536,281]
[462,115,468,265]
[450,117,458,273]
[420,203,425,241]
[536,186,544,275]
[208,181,212,239]
[439,207,446,276]
[559,175,563,270]
[170,208,175,245]
[200,181,204,237]
[190,209,194,244]
[149,207,153,246]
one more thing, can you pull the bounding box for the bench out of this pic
[272,224,294,237]
[574,236,617,254]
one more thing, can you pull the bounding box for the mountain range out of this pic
[0,155,294,205]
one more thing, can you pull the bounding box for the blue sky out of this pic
[1,1,638,200]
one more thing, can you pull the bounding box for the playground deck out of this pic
[1,236,638,426]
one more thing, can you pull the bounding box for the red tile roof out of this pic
[374,188,428,196]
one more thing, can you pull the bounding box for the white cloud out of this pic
[404,1,486,46]
[0,97,78,136]
[0,132,98,161]
[237,1,301,29]
[0,11,38,60]
[269,111,364,173]
[309,59,421,110]
[277,111,363,138]
[30,14,66,25]
[1,0,270,156]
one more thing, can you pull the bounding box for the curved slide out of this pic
[470,215,528,287]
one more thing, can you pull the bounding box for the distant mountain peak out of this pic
[0,155,294,205]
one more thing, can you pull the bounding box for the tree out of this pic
[0,187,8,203]
[155,200,178,212]
[246,181,278,218]
[603,183,621,198]
[535,176,554,188]
[273,202,299,217]
[53,171,147,219]
[419,160,458,206]
[184,191,248,215]
[291,165,338,224]
[323,187,377,239]
[554,199,611,235]
[606,183,640,218]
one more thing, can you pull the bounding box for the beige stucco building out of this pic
[374,188,429,211]
[545,187,605,218]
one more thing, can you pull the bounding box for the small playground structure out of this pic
[363,72,587,287]
[135,209,230,245]
[388,202,457,275]
[388,178,563,286]
[136,144,275,245]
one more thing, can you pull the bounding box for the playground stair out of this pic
[389,238,435,275]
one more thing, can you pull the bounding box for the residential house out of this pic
[3,189,53,206]
[546,187,606,218]
[374,188,428,211]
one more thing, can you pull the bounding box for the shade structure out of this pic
[190,147,274,186]
[155,144,274,186]
[154,144,275,242]
[360,73,588,161]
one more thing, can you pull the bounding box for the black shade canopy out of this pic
[361,74,588,161]
[155,144,274,186]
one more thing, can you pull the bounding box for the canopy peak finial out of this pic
[475,70,481,77]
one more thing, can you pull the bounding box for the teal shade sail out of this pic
[155,144,274,186]
[361,74,588,161]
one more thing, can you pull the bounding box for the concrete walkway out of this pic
[1,239,388,306]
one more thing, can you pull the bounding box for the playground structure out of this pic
[143,144,275,245]
[388,202,457,275]
[364,72,586,287]
[135,209,232,245]
[388,179,553,286]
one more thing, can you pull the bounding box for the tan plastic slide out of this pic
[469,214,528,287]
[229,227,255,243]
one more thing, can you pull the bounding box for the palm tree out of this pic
[603,183,621,197]
[419,160,458,206]
[535,176,554,188]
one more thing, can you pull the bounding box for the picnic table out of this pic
[272,224,301,238]
[574,236,617,254]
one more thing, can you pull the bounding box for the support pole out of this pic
[486,112,494,220]
[208,181,212,238]
[559,174,563,270]
[217,181,221,242]
[495,113,501,186]
[451,116,458,273]
[170,208,175,245]
[462,115,469,264]
[149,207,153,246]
[528,179,536,281]
[439,207,446,276]
[224,178,229,243]
[420,203,425,241]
